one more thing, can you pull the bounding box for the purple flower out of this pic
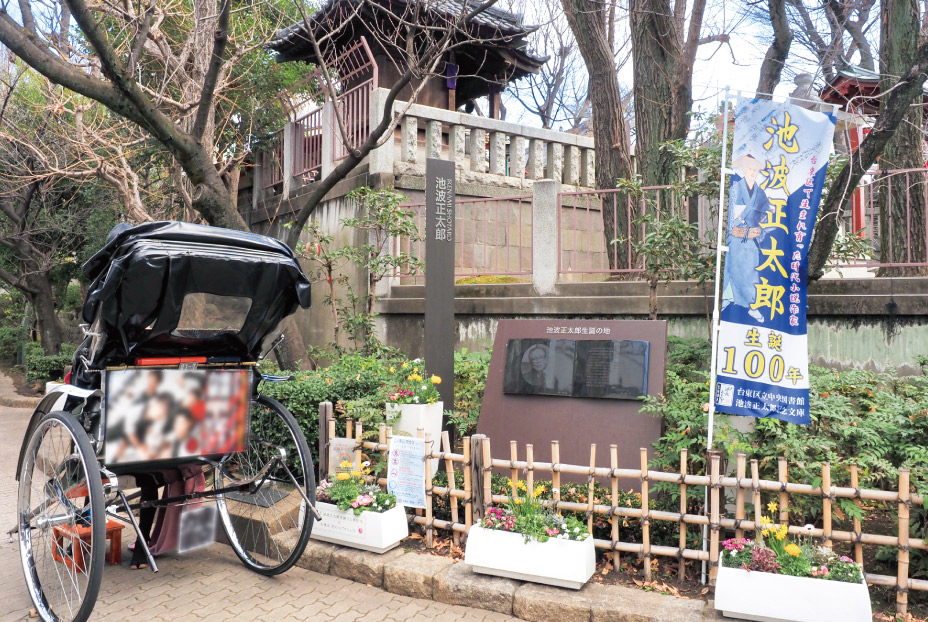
[839,556,854,563]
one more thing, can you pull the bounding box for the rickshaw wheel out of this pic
[215,395,315,575]
[18,411,105,622]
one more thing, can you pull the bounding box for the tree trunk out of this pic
[26,272,64,355]
[630,0,680,189]
[561,0,634,269]
[755,0,793,97]
[807,37,928,280]
[877,0,927,276]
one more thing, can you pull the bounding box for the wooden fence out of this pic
[316,403,927,617]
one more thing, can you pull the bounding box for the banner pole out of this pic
[702,85,731,584]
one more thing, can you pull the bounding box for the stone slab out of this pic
[433,562,520,615]
[587,582,715,621]
[293,538,340,575]
[513,583,594,622]
[383,552,457,600]
[329,545,405,588]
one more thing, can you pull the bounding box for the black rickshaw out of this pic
[11,221,321,622]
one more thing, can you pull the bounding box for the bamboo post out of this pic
[640,447,651,583]
[588,445,597,535]
[611,444,621,572]
[678,448,687,581]
[709,451,721,585]
[735,453,746,540]
[346,418,353,440]
[482,436,492,509]
[463,436,473,533]
[778,457,789,526]
[442,431,460,545]
[327,417,337,477]
[526,444,535,500]
[850,464,863,565]
[424,431,433,548]
[510,441,519,499]
[751,459,761,538]
[354,422,363,468]
[470,435,486,521]
[318,401,331,480]
[897,468,910,617]
[551,441,561,513]
[822,463,832,548]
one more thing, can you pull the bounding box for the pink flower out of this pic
[358,495,373,506]
[545,527,560,536]
[350,500,359,508]
[839,556,854,563]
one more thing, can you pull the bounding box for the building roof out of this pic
[269,0,547,102]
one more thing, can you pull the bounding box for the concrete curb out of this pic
[0,394,40,409]
[294,540,725,621]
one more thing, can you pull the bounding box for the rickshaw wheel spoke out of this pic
[18,412,105,622]
[215,395,315,575]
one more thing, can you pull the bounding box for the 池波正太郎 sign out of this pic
[715,98,836,425]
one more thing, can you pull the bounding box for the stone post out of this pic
[546,142,563,181]
[511,136,527,181]
[489,131,506,175]
[564,145,581,186]
[527,139,544,179]
[282,121,297,197]
[368,87,394,176]
[449,125,466,168]
[470,128,487,172]
[532,179,560,295]
[402,116,419,163]
[426,120,442,159]
[321,98,335,179]
[581,148,595,187]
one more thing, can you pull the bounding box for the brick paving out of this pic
[0,397,518,622]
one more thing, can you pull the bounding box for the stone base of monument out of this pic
[463,525,595,590]
[309,502,409,554]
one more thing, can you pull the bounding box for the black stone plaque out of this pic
[502,338,649,400]
[425,158,455,421]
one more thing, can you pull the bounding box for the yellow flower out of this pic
[413,367,419,373]
[761,529,769,537]
[760,515,772,527]
[339,459,352,468]
[514,499,523,505]
[533,484,546,497]
[389,367,395,373]
[430,375,441,384]
[402,362,409,369]
[350,470,362,478]
[518,480,527,491]
[767,501,778,513]
[336,472,350,481]
[785,543,801,557]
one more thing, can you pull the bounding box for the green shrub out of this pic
[0,325,27,362]
[24,342,76,385]
[449,348,491,436]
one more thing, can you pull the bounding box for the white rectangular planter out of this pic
[464,525,595,590]
[387,401,443,472]
[714,565,872,622]
[310,502,409,554]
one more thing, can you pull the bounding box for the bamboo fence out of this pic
[318,403,927,617]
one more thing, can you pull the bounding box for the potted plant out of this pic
[383,359,443,469]
[310,460,409,554]
[464,482,595,589]
[714,503,871,622]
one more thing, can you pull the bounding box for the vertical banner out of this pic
[425,158,455,420]
[386,436,427,509]
[715,98,835,425]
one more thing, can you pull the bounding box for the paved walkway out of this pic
[0,398,517,622]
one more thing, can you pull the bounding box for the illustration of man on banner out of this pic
[722,154,772,323]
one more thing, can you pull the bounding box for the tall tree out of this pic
[876,0,927,275]
[629,0,729,189]
[807,36,928,280]
[560,0,634,268]
[756,0,793,97]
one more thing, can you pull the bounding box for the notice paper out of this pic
[386,436,427,509]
